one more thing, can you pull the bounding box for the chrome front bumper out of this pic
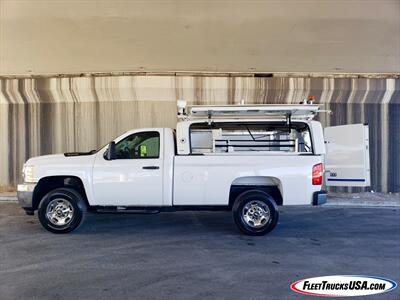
[17,183,36,215]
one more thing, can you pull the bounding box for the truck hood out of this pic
[26,151,98,166]
[26,154,66,165]
[24,152,98,183]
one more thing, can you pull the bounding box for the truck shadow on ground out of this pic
[78,211,239,236]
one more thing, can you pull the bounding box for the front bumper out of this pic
[17,183,36,215]
[313,190,327,205]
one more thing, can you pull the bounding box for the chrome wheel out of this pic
[241,200,270,228]
[46,198,74,226]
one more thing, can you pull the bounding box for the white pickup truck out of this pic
[18,102,370,235]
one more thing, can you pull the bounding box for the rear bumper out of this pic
[313,190,327,205]
[17,183,36,215]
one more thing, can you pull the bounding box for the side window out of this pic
[189,122,313,154]
[115,131,160,159]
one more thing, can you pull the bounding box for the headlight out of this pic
[22,165,35,183]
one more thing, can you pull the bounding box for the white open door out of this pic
[324,124,370,187]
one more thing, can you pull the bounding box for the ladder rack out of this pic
[178,103,321,121]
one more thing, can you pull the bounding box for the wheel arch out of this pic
[228,176,283,208]
[32,176,90,211]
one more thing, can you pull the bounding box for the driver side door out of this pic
[92,129,164,206]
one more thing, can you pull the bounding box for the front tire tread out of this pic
[38,188,86,234]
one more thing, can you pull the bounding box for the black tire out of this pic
[38,188,87,234]
[233,189,279,236]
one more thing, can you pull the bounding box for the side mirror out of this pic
[105,141,116,160]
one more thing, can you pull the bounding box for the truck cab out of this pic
[17,102,370,235]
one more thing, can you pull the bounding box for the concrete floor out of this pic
[0,202,399,300]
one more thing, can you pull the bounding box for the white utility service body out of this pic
[17,103,370,235]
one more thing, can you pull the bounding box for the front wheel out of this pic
[38,188,86,233]
[233,190,279,236]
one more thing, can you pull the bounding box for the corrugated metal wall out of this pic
[0,74,399,192]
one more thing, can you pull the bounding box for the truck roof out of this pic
[180,104,320,121]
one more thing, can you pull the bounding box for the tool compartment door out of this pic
[324,124,370,187]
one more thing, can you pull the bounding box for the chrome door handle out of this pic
[142,166,159,170]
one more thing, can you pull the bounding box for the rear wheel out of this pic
[38,188,86,233]
[233,190,279,236]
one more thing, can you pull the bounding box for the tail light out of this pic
[312,163,323,185]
